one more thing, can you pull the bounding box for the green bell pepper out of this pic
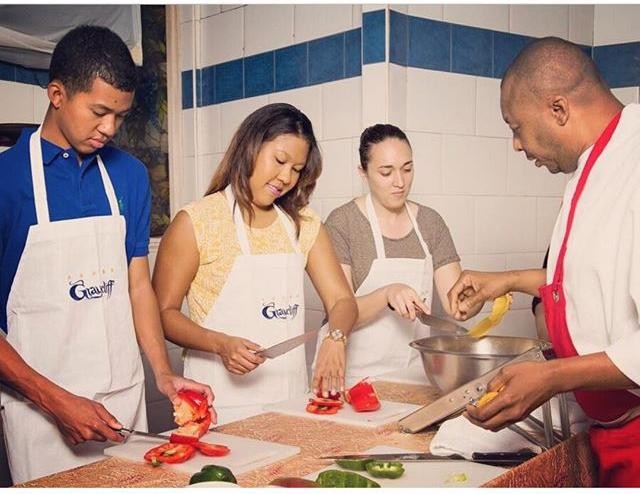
[335,458,374,471]
[189,464,238,485]
[315,470,381,487]
[365,461,405,479]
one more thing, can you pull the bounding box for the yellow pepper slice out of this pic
[466,293,513,338]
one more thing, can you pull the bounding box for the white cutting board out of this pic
[104,430,300,476]
[306,445,507,487]
[263,394,421,428]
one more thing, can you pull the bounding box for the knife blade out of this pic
[115,427,170,441]
[318,450,537,465]
[387,304,468,334]
[257,328,321,359]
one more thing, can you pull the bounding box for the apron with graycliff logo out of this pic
[0,127,146,484]
[183,186,306,425]
[314,194,434,386]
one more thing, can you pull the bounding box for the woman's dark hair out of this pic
[49,25,138,95]
[205,103,322,237]
[359,123,411,171]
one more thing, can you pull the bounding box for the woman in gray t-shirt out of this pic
[315,124,471,384]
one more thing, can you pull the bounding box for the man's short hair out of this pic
[49,25,138,95]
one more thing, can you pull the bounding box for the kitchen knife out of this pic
[318,450,537,466]
[387,304,468,334]
[114,427,170,441]
[257,328,321,359]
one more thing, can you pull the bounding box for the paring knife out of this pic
[319,450,537,466]
[257,328,321,359]
[387,304,468,334]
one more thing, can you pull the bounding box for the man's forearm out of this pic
[0,337,67,413]
[506,268,547,297]
[549,351,637,393]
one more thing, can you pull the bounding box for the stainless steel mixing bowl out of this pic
[410,335,547,393]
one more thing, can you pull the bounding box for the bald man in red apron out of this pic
[448,37,640,486]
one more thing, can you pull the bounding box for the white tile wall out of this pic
[34,87,49,122]
[351,138,366,197]
[509,5,569,39]
[294,4,355,43]
[475,77,510,139]
[594,5,640,46]
[362,63,387,128]
[459,253,506,272]
[0,81,35,123]
[196,104,222,156]
[412,194,475,255]
[220,5,242,14]
[568,5,594,46]
[181,108,195,157]
[200,4,221,18]
[442,134,507,195]
[407,131,442,195]
[352,5,363,28]
[406,69,476,135]
[321,78,362,140]
[612,87,640,105]
[444,4,509,32]
[388,63,407,129]
[178,4,194,24]
[179,21,194,71]
[475,196,537,253]
[179,155,198,208]
[244,5,294,57]
[316,138,354,199]
[362,4,386,14]
[197,153,223,199]
[219,95,269,150]
[200,7,244,66]
[269,86,323,140]
[407,4,443,21]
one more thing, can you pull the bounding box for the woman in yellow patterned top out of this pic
[153,103,357,425]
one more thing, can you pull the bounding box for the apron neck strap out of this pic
[553,110,622,285]
[29,128,120,225]
[224,185,300,255]
[364,193,430,259]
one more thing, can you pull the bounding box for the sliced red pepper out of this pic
[309,397,343,408]
[195,441,231,457]
[346,379,381,412]
[143,442,196,464]
[169,432,199,445]
[174,390,209,425]
[306,403,339,415]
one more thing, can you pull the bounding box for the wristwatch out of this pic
[326,328,347,344]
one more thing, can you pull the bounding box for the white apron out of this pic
[314,194,433,386]
[0,128,146,484]
[183,186,306,425]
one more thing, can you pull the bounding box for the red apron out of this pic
[539,111,640,487]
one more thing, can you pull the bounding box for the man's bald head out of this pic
[502,37,608,105]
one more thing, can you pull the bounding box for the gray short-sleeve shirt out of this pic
[325,200,460,291]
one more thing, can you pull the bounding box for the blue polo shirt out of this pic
[0,128,151,332]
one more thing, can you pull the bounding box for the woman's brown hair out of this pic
[205,103,322,237]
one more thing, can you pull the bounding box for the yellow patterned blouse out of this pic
[181,192,322,325]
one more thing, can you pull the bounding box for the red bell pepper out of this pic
[346,379,380,412]
[144,442,197,464]
[173,390,212,440]
[306,403,339,415]
[194,441,231,457]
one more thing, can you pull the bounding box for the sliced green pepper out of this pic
[335,458,374,471]
[315,469,381,488]
[365,461,405,479]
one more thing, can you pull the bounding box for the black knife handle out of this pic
[471,450,538,466]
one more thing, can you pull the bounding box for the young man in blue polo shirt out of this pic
[0,26,214,483]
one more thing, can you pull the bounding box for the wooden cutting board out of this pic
[104,430,300,476]
[263,394,421,428]
[306,445,507,487]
